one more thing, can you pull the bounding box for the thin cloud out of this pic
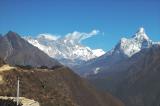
[38,33,60,41]
[36,30,99,44]
[63,30,99,44]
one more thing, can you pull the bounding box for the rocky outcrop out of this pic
[0,96,40,106]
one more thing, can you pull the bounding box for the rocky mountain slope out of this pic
[89,44,160,106]
[0,31,60,68]
[0,61,124,106]
[0,58,4,67]
[114,45,160,106]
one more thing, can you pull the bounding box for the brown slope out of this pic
[0,65,124,106]
[0,58,5,67]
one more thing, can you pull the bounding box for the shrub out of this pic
[39,66,48,69]
[50,65,62,70]
[16,65,33,69]
[0,99,22,106]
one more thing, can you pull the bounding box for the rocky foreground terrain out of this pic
[0,96,40,106]
[0,59,124,106]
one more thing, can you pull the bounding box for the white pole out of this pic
[17,77,19,106]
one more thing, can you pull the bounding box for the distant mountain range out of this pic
[25,34,105,67]
[75,27,160,76]
[0,31,60,68]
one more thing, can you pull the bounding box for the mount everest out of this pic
[25,30,105,66]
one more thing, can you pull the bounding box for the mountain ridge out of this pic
[0,31,61,68]
[25,33,105,67]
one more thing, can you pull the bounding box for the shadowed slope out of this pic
[89,45,160,106]
[0,31,60,68]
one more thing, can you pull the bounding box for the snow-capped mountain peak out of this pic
[92,49,105,57]
[133,27,149,41]
[115,27,152,57]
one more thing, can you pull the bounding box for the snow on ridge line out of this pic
[92,49,105,57]
[24,36,105,66]
[117,27,152,57]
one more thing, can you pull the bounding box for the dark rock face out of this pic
[0,31,60,67]
[114,45,160,106]
[0,66,124,106]
[0,99,22,106]
[89,45,160,106]
[0,58,5,67]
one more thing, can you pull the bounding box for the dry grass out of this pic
[0,66,124,106]
[0,65,16,84]
[0,65,16,72]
